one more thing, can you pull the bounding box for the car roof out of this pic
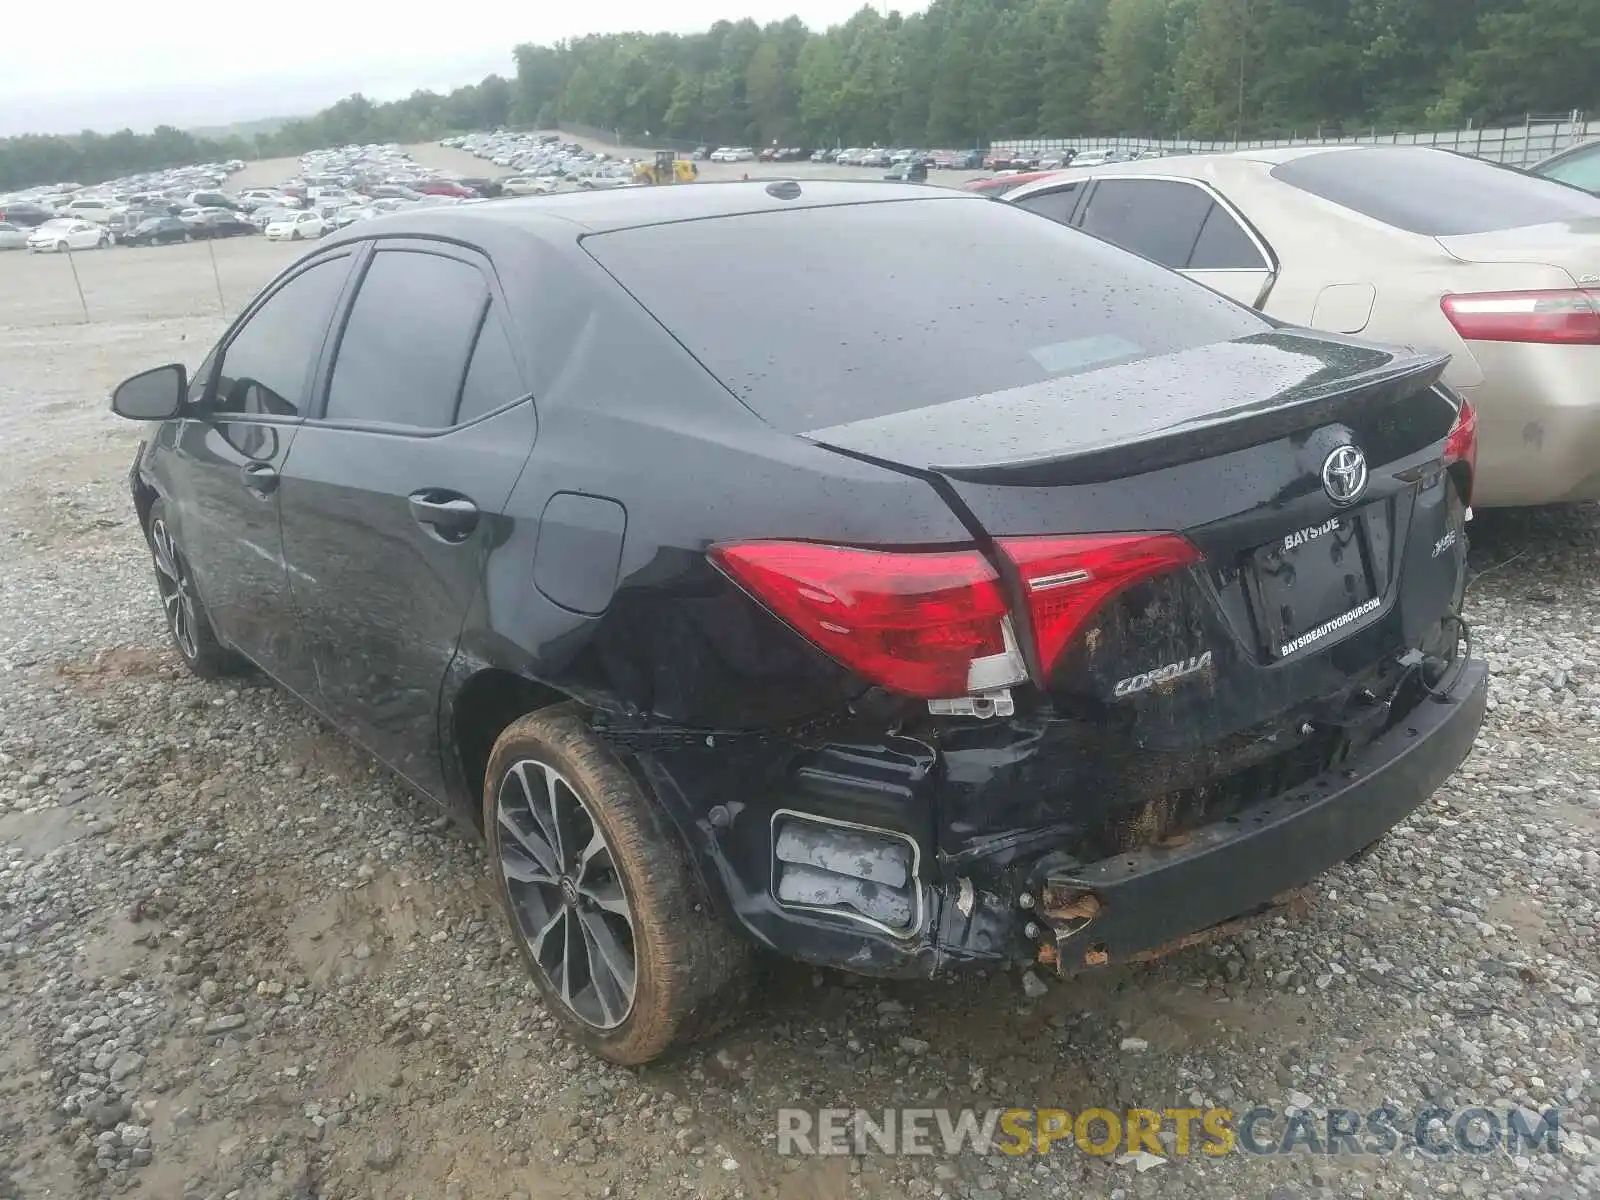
[326,180,966,242]
[1005,144,1477,195]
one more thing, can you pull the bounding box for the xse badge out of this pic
[1114,651,1214,698]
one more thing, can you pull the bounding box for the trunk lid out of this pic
[804,330,1449,488]
[809,329,1467,763]
[1436,217,1600,285]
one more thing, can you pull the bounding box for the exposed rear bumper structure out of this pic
[633,659,1488,979]
[1032,660,1488,971]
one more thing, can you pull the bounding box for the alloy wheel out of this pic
[496,758,637,1029]
[150,518,199,661]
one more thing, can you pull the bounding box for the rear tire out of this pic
[483,705,752,1065]
[144,500,252,679]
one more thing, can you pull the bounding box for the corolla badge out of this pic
[1321,444,1369,506]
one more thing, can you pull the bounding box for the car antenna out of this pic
[765,180,802,200]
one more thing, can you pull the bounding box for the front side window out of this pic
[322,250,489,429]
[211,256,350,418]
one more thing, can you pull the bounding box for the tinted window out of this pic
[456,305,525,424]
[1188,203,1268,269]
[582,197,1267,431]
[1271,147,1600,235]
[212,256,349,417]
[1077,179,1214,268]
[1011,182,1083,225]
[324,251,488,428]
[1538,143,1600,193]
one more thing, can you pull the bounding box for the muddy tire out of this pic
[483,705,751,1064]
[144,500,252,679]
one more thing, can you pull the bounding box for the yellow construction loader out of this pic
[633,151,698,185]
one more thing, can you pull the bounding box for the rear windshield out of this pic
[582,196,1267,431]
[1270,147,1600,236]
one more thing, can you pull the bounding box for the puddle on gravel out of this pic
[0,799,112,859]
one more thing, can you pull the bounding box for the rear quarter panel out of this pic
[451,242,974,730]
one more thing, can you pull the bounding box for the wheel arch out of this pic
[131,467,160,537]
[444,666,570,829]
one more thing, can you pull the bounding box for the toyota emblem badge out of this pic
[1321,444,1369,506]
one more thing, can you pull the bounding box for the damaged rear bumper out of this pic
[628,659,1488,979]
[1034,659,1488,970]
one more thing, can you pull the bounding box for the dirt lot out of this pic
[2,158,1599,1200]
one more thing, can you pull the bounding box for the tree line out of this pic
[2,0,1595,192]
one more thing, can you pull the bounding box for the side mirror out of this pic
[111,364,187,421]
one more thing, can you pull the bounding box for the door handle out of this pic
[408,490,479,542]
[241,462,279,497]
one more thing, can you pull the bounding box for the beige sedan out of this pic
[1002,146,1600,507]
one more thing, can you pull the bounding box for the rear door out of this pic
[276,241,536,797]
[1072,176,1277,307]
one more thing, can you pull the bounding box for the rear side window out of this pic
[1077,179,1216,267]
[583,196,1266,431]
[324,250,489,429]
[1189,203,1268,269]
[456,304,525,424]
[1271,147,1600,235]
[1010,182,1084,225]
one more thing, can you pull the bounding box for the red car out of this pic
[417,180,475,199]
[963,171,1059,196]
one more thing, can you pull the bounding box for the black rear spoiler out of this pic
[805,331,1450,488]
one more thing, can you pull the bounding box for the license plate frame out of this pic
[1247,506,1382,659]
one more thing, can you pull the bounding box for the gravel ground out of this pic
[2,218,1599,1200]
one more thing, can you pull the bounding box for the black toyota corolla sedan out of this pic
[111,181,1486,1064]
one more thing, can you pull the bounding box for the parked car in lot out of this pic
[192,211,257,239]
[264,211,327,241]
[964,170,1056,195]
[1001,145,1600,507]
[110,181,1484,1064]
[0,201,56,227]
[57,196,121,224]
[501,176,558,196]
[1530,139,1600,195]
[121,216,193,246]
[27,218,109,252]
[0,220,29,249]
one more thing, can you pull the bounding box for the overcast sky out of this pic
[0,2,888,137]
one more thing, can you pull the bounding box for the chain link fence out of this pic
[994,112,1595,169]
[556,111,1595,170]
[0,236,294,327]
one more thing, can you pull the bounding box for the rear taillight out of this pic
[999,534,1202,674]
[1442,397,1477,502]
[709,542,1025,699]
[711,532,1200,700]
[1443,398,1477,473]
[1440,289,1600,345]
